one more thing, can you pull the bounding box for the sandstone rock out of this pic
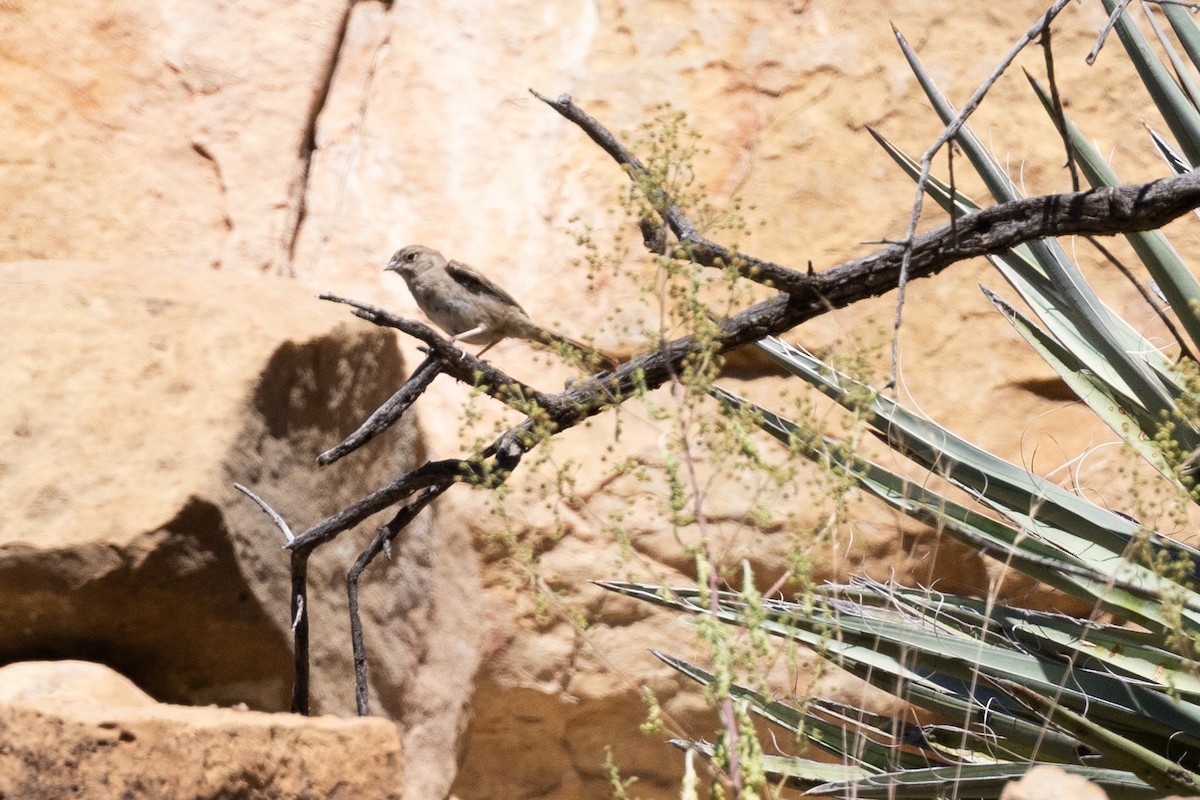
[0,660,404,799]
[1000,764,1109,800]
[4,1,1198,799]
[0,261,476,798]
[0,0,349,273]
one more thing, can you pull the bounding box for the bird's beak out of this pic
[384,256,401,273]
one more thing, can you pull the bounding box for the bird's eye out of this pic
[404,252,416,262]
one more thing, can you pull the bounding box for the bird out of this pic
[384,244,616,370]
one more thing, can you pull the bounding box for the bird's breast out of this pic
[408,276,504,343]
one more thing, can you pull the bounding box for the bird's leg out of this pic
[449,324,487,342]
[448,324,499,358]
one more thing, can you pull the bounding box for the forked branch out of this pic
[247,92,1200,715]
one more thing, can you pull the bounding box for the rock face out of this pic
[0,261,477,797]
[1,1,1192,798]
[0,660,404,799]
[0,260,423,710]
[0,0,349,272]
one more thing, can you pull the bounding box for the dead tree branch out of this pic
[318,354,442,466]
[247,92,1200,715]
[347,486,446,716]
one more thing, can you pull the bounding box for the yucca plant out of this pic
[605,4,1200,797]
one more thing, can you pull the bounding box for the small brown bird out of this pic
[384,244,615,369]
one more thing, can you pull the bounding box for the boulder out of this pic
[0,660,404,799]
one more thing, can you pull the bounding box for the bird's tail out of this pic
[534,328,619,372]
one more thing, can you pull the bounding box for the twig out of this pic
[948,141,959,253]
[530,90,811,294]
[318,353,443,466]
[234,483,294,543]
[660,328,743,793]
[1088,0,1132,65]
[889,0,1074,387]
[1085,235,1197,362]
[1039,17,1081,191]
[290,551,309,714]
[347,486,445,716]
[321,293,560,414]
[288,458,476,554]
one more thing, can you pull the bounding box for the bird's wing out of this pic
[447,260,529,315]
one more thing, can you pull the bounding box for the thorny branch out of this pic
[243,91,1200,715]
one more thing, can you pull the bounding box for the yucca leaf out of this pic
[605,581,1200,766]
[712,383,1200,633]
[651,650,935,772]
[1163,1,1200,77]
[1028,74,1200,360]
[1148,126,1194,175]
[981,285,1182,482]
[751,337,1200,601]
[1002,679,1200,795]
[671,739,869,790]
[1100,0,1200,167]
[898,28,1180,419]
[1145,4,1200,120]
[891,587,1200,699]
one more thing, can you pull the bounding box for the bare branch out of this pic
[537,91,1200,295]
[318,353,443,466]
[1089,0,1132,65]
[1038,20,1081,191]
[287,458,475,554]
[299,151,1200,556]
[290,552,309,714]
[234,483,294,543]
[265,90,1200,714]
[321,293,560,413]
[530,89,810,293]
[292,163,1200,547]
[348,486,445,716]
